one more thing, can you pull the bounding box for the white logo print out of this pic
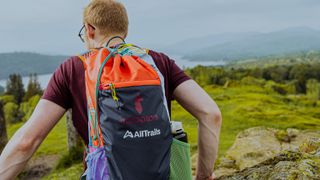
[123,128,161,139]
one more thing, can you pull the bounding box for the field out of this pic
[6,78,320,179]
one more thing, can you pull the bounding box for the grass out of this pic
[172,84,320,158]
[43,163,84,180]
[7,116,68,156]
[6,82,320,177]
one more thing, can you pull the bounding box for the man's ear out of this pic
[85,23,95,40]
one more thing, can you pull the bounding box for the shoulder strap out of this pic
[140,53,171,120]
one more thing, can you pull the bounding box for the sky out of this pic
[0,0,320,55]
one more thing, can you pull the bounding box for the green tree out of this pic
[4,102,23,123]
[0,101,7,153]
[66,109,83,151]
[19,95,41,121]
[5,74,25,104]
[0,86,4,95]
[289,64,310,93]
[0,95,15,105]
[23,73,43,101]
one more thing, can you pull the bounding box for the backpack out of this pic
[79,43,173,180]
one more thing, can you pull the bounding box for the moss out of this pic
[275,130,291,143]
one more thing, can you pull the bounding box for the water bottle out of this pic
[171,121,188,143]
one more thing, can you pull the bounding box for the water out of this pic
[0,74,52,90]
[0,56,225,90]
[172,55,225,69]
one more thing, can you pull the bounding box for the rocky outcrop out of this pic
[215,127,320,180]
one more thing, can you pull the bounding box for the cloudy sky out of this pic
[0,0,319,55]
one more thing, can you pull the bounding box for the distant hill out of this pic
[227,50,320,69]
[164,27,320,62]
[162,32,260,55]
[0,52,67,80]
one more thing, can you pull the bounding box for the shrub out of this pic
[56,146,84,169]
[19,95,41,121]
[306,79,320,100]
[240,76,266,87]
[0,95,15,105]
[4,102,23,123]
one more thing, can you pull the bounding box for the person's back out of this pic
[42,49,192,148]
[0,0,221,179]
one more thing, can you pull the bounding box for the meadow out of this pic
[5,78,319,179]
[3,51,320,178]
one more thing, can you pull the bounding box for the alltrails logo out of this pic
[123,128,161,139]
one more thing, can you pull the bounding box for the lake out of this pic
[0,56,225,90]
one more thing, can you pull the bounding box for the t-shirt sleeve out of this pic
[149,50,192,101]
[41,58,73,110]
[160,54,191,101]
[168,58,191,97]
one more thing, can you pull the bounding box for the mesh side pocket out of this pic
[170,138,193,180]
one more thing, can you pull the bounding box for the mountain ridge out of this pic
[163,27,320,62]
[0,52,67,80]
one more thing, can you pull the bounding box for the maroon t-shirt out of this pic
[41,50,191,145]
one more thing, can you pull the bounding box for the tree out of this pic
[289,64,310,94]
[56,109,84,169]
[19,95,41,122]
[4,102,23,123]
[66,109,83,152]
[23,73,43,101]
[5,74,25,104]
[0,86,4,95]
[0,101,8,153]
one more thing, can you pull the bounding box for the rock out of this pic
[223,127,281,171]
[214,127,320,180]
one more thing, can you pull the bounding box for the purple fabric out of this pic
[85,147,109,180]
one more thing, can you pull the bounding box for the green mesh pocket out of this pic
[170,138,192,180]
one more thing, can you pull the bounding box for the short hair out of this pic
[83,0,129,37]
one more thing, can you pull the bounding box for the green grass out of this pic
[172,84,320,158]
[7,115,68,156]
[43,163,83,180]
[6,82,320,177]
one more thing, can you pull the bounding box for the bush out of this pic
[306,79,320,100]
[264,80,299,95]
[56,147,84,169]
[23,73,43,101]
[19,95,40,121]
[0,95,15,105]
[4,102,23,123]
[240,76,266,87]
[5,74,25,104]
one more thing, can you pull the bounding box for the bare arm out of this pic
[0,99,66,180]
[173,80,222,180]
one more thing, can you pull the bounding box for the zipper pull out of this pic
[110,83,121,110]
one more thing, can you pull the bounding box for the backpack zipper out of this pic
[109,83,121,110]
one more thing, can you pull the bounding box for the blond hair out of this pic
[83,0,129,37]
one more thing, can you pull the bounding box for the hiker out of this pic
[0,0,221,179]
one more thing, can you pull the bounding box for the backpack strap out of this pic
[140,53,171,121]
[78,48,116,148]
[111,44,170,120]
